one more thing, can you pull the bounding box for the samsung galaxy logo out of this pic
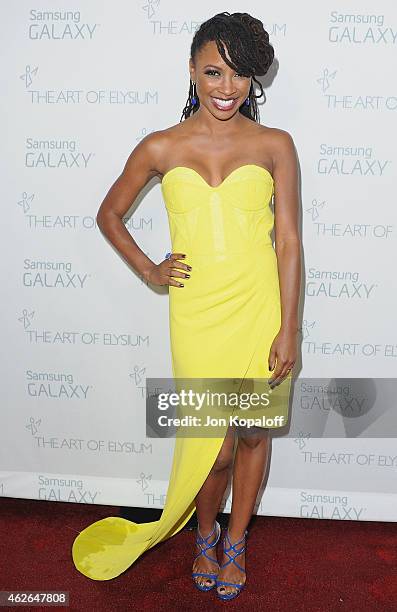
[28,9,99,40]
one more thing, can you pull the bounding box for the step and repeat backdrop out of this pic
[2,1,396,521]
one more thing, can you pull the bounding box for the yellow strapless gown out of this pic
[71,163,292,580]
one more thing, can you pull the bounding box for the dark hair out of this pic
[180,12,274,123]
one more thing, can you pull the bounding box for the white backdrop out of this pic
[1,1,396,522]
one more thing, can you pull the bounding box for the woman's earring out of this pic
[191,81,198,105]
[245,96,250,106]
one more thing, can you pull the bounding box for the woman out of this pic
[72,12,301,601]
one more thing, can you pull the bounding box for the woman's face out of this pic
[189,41,251,118]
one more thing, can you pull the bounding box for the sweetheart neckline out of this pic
[161,164,274,190]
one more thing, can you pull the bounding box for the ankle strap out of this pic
[221,529,247,574]
[225,530,247,549]
[197,520,218,543]
[194,521,220,566]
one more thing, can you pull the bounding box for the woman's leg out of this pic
[192,425,235,588]
[216,426,271,597]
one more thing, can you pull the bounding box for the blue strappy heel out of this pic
[192,520,221,591]
[216,529,247,601]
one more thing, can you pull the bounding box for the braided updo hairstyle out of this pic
[180,12,274,123]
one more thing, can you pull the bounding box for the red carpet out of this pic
[1,496,396,611]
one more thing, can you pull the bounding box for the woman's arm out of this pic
[96,131,188,286]
[268,129,301,381]
[272,129,301,333]
[96,131,162,281]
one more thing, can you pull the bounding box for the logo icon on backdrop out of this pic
[137,473,152,491]
[20,65,38,88]
[293,431,312,450]
[18,308,35,329]
[26,416,42,435]
[302,320,316,339]
[130,365,146,385]
[18,192,35,213]
[142,0,160,20]
[306,198,326,222]
[316,68,337,93]
[136,127,155,142]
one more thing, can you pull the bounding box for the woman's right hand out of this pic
[144,252,191,287]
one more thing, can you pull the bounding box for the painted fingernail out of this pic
[187,266,192,271]
[185,274,190,278]
[179,283,184,287]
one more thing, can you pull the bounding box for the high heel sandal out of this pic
[216,529,247,601]
[192,520,221,591]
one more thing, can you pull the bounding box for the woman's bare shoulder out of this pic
[128,123,181,176]
[139,121,190,163]
[265,125,295,147]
